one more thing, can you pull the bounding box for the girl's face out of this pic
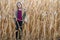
[17,3,22,9]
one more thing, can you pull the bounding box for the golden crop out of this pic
[0,0,60,40]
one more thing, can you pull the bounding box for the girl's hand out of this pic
[24,16,28,24]
[16,18,17,21]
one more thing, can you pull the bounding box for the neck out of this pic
[18,8,22,10]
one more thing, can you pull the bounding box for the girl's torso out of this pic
[17,9,22,21]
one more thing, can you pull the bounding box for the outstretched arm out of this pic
[23,9,29,24]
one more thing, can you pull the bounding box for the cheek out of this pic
[18,5,20,7]
[17,6,20,8]
[19,5,21,7]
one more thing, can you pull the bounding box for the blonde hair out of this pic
[16,2,22,8]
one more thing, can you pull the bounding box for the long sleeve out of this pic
[23,11,26,20]
[14,11,18,19]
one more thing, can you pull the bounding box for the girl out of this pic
[15,2,23,39]
[15,2,28,39]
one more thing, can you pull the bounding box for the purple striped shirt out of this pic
[17,10,22,21]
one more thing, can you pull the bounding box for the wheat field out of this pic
[0,0,60,40]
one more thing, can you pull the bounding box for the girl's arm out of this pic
[23,9,29,24]
[14,10,18,21]
[15,11,18,21]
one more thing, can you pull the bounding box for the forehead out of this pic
[17,2,21,5]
